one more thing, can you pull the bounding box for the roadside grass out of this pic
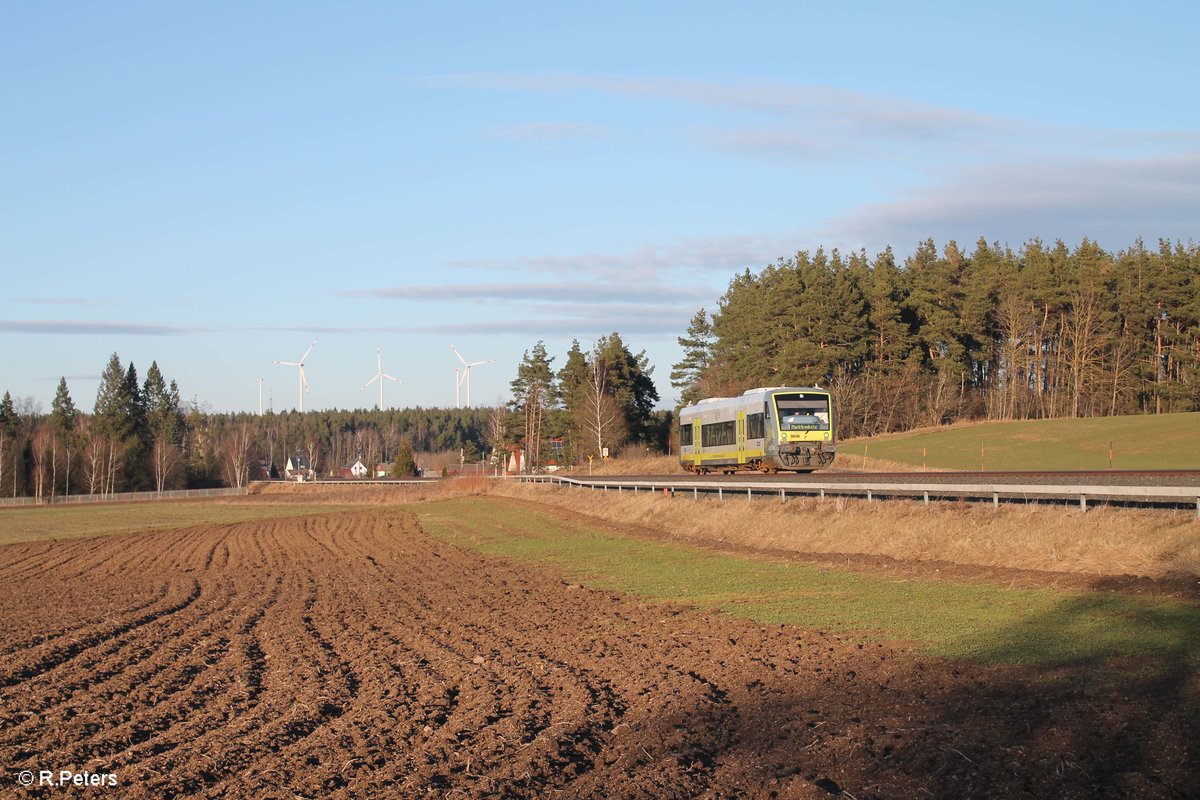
[0,500,358,545]
[414,496,1200,676]
[839,411,1200,471]
[492,482,1200,578]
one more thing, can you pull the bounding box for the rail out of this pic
[510,474,1200,516]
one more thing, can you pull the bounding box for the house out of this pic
[334,461,369,480]
[249,459,272,481]
[285,455,312,481]
[506,447,524,475]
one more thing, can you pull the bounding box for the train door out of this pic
[691,418,702,467]
[736,410,746,463]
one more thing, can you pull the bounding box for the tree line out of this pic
[671,237,1200,439]
[0,333,672,498]
[0,353,499,500]
[505,333,670,470]
[7,234,1195,495]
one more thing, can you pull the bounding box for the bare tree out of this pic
[360,427,381,478]
[223,421,255,489]
[31,422,53,503]
[151,433,183,494]
[303,436,321,481]
[80,419,103,495]
[579,355,625,457]
[1063,287,1110,417]
[994,290,1033,421]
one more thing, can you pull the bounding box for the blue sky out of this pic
[3,1,1198,413]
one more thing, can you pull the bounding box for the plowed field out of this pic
[1,507,1195,798]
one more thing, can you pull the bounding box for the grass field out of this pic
[837,411,1200,471]
[493,482,1200,578]
[416,496,1200,676]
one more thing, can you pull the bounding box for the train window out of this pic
[774,393,831,431]
[746,413,765,440]
[701,420,736,447]
[679,424,693,446]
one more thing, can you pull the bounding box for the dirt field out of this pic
[1,506,1196,798]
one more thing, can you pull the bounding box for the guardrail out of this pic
[511,475,1200,516]
[0,487,249,507]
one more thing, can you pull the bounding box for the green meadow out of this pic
[837,412,1200,471]
[415,496,1200,679]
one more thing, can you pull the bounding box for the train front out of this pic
[767,389,836,470]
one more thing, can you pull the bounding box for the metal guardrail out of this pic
[0,487,249,507]
[511,475,1200,516]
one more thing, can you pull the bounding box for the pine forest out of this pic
[1,236,1197,499]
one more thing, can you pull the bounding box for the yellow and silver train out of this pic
[679,387,836,473]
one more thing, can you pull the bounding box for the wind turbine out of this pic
[361,347,402,410]
[271,339,317,412]
[450,345,494,409]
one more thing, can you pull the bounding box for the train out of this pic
[678,386,836,473]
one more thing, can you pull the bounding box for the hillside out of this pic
[837,412,1200,471]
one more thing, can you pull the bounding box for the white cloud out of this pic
[445,233,799,281]
[826,152,1200,250]
[340,281,713,305]
[426,70,1199,167]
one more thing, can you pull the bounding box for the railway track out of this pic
[518,470,1200,514]
[609,470,1200,488]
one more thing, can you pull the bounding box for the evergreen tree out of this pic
[555,340,590,460]
[510,342,556,470]
[122,362,150,490]
[144,362,183,491]
[93,354,134,494]
[593,332,659,444]
[391,440,417,477]
[863,246,911,369]
[670,308,715,406]
[0,391,16,497]
[50,377,78,496]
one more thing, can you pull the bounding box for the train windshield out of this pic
[774,393,831,431]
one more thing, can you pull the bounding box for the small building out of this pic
[349,459,368,478]
[285,455,312,481]
[249,459,272,481]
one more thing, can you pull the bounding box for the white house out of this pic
[350,459,368,478]
[285,455,312,481]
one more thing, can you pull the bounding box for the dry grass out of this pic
[559,452,918,474]
[562,453,683,476]
[491,481,1200,579]
[249,478,493,505]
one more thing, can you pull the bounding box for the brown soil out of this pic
[1,508,1196,799]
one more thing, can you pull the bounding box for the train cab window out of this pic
[774,393,831,431]
[679,424,693,446]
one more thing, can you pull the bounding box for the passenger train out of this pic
[678,387,836,473]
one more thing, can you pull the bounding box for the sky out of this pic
[3,1,1198,414]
